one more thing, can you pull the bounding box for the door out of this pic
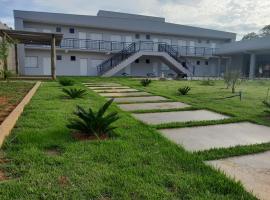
[90,33,102,50]
[89,59,103,76]
[43,57,51,75]
[80,58,88,76]
[178,40,187,55]
[152,38,159,51]
[125,36,133,47]
[111,35,122,50]
[79,32,87,49]
[189,41,195,55]
[211,43,216,54]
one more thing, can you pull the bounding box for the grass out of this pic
[0,81,34,123]
[0,80,255,199]
[75,77,270,159]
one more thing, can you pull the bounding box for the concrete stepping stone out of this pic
[160,122,270,151]
[133,110,228,125]
[88,86,131,90]
[111,96,168,103]
[99,92,151,97]
[207,151,270,200]
[119,102,190,111]
[83,83,121,86]
[94,88,138,93]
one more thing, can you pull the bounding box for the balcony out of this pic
[26,38,217,57]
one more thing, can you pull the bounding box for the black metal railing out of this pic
[59,38,216,56]
[97,42,137,75]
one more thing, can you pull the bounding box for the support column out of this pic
[217,57,221,76]
[15,44,19,75]
[51,34,56,80]
[2,34,8,71]
[249,53,256,79]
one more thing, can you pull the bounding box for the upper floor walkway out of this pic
[26,38,217,57]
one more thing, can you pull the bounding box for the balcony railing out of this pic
[26,38,217,57]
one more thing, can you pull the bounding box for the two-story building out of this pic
[13,10,238,77]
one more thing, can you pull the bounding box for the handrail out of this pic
[59,38,217,56]
[97,42,137,75]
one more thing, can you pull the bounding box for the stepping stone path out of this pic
[133,110,228,125]
[112,96,168,103]
[119,102,190,111]
[100,92,151,97]
[84,82,270,198]
[160,122,270,151]
[207,151,270,200]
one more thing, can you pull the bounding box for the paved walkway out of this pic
[84,82,270,199]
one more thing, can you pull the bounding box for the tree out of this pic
[223,70,241,93]
[259,25,270,37]
[241,32,259,40]
[0,38,11,71]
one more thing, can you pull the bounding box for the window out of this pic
[196,60,200,65]
[135,59,139,63]
[198,39,202,43]
[70,56,76,61]
[146,34,150,40]
[69,28,75,34]
[25,56,38,68]
[206,40,210,44]
[57,55,62,60]
[135,34,140,39]
[56,27,61,32]
[205,60,209,65]
[146,59,150,64]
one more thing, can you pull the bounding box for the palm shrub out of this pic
[58,78,75,86]
[67,99,119,138]
[178,86,191,95]
[140,78,151,87]
[62,88,87,99]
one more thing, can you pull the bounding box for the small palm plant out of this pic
[62,88,87,99]
[58,78,75,86]
[67,99,119,138]
[178,86,191,95]
[141,79,151,87]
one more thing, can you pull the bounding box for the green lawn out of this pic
[0,79,256,199]
[0,81,34,123]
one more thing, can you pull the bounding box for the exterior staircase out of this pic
[97,42,194,77]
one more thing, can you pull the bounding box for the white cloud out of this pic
[0,0,270,40]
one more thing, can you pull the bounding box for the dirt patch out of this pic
[73,132,108,141]
[45,148,61,156]
[0,170,8,181]
[58,176,70,187]
[0,96,8,105]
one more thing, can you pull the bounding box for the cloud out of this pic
[0,0,269,40]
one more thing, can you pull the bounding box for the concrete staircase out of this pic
[101,51,192,77]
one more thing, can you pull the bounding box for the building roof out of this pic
[216,36,270,55]
[0,29,63,45]
[14,10,236,41]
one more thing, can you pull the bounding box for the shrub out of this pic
[224,71,241,93]
[67,99,119,138]
[62,88,87,99]
[200,78,215,86]
[58,78,75,86]
[178,86,191,95]
[140,79,151,87]
[263,100,270,108]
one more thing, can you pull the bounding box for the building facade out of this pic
[14,10,239,77]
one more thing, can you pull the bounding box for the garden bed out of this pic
[0,81,34,124]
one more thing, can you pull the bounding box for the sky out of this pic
[1,0,270,40]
